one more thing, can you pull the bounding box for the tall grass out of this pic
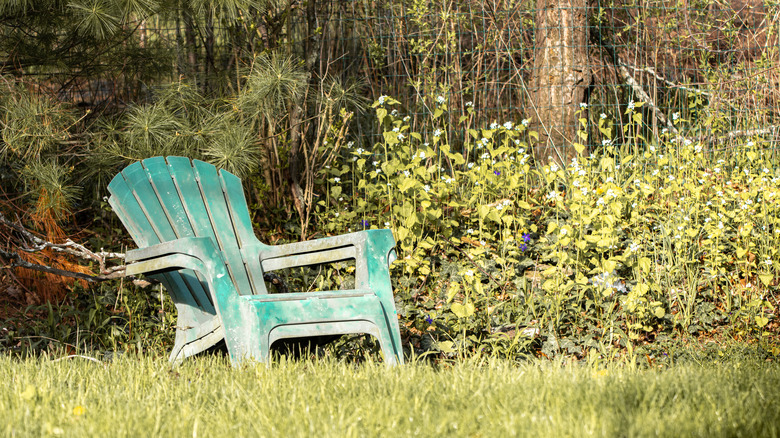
[2,353,779,437]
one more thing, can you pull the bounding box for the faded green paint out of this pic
[109,157,404,366]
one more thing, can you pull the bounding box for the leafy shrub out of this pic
[311,95,779,362]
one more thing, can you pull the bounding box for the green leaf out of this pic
[418,237,436,249]
[383,131,399,145]
[399,178,416,192]
[451,301,475,318]
[438,340,455,353]
[404,212,417,228]
[446,283,459,302]
[638,257,651,273]
[756,316,769,328]
[478,204,490,219]
[376,107,387,123]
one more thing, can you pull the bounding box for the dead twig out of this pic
[0,248,125,282]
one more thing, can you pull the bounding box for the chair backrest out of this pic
[108,157,267,301]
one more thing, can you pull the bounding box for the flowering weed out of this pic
[312,95,779,362]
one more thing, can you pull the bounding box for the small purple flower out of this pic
[494,170,501,176]
[522,233,531,243]
[520,243,528,252]
[425,315,433,324]
[361,219,369,227]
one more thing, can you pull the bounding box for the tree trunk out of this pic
[531,0,591,167]
[203,8,215,94]
[183,10,198,77]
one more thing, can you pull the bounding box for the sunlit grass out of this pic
[2,353,778,437]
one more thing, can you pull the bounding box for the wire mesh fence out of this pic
[305,0,780,153]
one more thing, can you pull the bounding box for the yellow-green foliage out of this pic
[313,96,779,359]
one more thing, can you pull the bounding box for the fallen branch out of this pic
[615,65,780,146]
[600,36,777,147]
[0,212,124,274]
[622,63,709,97]
[0,211,163,287]
[617,63,679,137]
[51,355,104,364]
[597,30,680,137]
[0,248,125,283]
[690,125,780,148]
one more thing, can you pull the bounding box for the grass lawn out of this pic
[2,351,778,437]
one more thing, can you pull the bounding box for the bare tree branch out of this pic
[0,212,124,275]
[617,63,680,137]
[0,248,124,282]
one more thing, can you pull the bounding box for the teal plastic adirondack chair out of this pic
[108,156,404,365]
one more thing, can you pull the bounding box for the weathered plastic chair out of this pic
[108,156,404,365]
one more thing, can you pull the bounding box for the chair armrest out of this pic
[124,237,242,326]
[260,231,370,260]
[257,229,396,272]
[252,229,396,292]
[125,236,225,276]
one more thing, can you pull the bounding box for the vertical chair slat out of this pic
[219,170,267,294]
[121,162,213,312]
[218,170,259,248]
[142,157,215,312]
[165,157,221,244]
[191,160,255,296]
[108,174,207,314]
